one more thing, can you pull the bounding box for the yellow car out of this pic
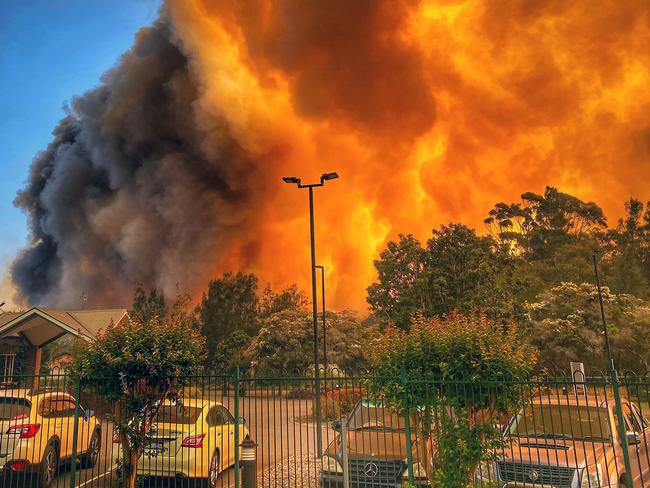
[0,388,102,487]
[137,399,249,487]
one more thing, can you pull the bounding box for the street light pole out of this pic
[282,172,338,457]
[592,252,615,371]
[315,265,327,372]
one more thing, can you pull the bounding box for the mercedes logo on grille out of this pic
[528,469,540,482]
[364,462,379,478]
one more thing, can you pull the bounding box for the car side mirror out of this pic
[626,432,640,446]
[84,409,94,421]
[331,420,342,432]
[237,416,246,425]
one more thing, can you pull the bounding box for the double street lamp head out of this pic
[320,172,339,182]
[282,172,339,187]
[282,176,301,185]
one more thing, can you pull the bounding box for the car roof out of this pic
[163,398,225,410]
[0,388,72,401]
[531,395,617,408]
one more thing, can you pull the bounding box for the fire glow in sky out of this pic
[11,0,650,310]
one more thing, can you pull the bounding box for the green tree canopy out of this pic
[130,286,167,323]
[72,308,204,488]
[195,272,261,363]
[368,313,537,486]
[367,224,517,329]
[195,272,310,366]
[524,282,650,372]
[244,308,376,374]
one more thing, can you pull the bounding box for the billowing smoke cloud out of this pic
[11,0,650,309]
[13,20,271,306]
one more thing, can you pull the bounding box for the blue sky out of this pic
[0,0,160,271]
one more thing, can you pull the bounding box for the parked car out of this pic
[0,387,101,487]
[136,399,248,487]
[321,399,431,488]
[477,395,650,487]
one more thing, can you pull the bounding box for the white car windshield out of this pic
[509,404,611,442]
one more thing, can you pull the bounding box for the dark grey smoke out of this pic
[12,20,263,307]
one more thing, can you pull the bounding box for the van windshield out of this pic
[0,397,31,421]
[347,400,405,432]
[509,404,611,442]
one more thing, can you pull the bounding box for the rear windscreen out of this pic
[0,397,31,421]
[156,405,202,424]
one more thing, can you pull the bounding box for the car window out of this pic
[0,397,31,421]
[631,404,648,430]
[206,407,222,427]
[217,406,234,425]
[624,404,643,432]
[38,397,76,419]
[156,404,202,424]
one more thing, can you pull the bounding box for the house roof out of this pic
[0,307,128,347]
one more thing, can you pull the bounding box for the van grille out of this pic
[497,461,576,487]
[348,458,404,486]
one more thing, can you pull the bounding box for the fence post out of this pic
[341,415,350,488]
[69,373,82,488]
[401,367,415,485]
[611,370,635,487]
[234,366,241,488]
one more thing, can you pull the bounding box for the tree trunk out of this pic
[128,450,138,488]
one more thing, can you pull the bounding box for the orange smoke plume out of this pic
[166,0,650,309]
[11,1,650,311]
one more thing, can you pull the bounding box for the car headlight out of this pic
[403,462,428,481]
[581,464,603,488]
[321,455,343,474]
[475,460,497,482]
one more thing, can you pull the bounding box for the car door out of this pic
[620,402,647,485]
[206,406,227,466]
[217,406,236,466]
[38,394,77,459]
[629,403,650,483]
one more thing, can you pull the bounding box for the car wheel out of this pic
[38,443,58,488]
[81,429,101,468]
[208,450,220,488]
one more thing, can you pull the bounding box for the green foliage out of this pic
[72,311,205,488]
[245,309,376,374]
[211,329,251,374]
[130,286,167,324]
[432,410,502,487]
[524,282,650,371]
[368,313,537,487]
[367,225,517,329]
[195,273,309,365]
[195,272,261,363]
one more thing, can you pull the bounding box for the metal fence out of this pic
[0,368,649,488]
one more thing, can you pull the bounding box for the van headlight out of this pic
[403,461,428,481]
[581,464,603,488]
[321,455,343,474]
[475,460,497,482]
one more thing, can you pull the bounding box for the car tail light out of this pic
[181,433,205,448]
[6,424,40,439]
[10,461,27,472]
